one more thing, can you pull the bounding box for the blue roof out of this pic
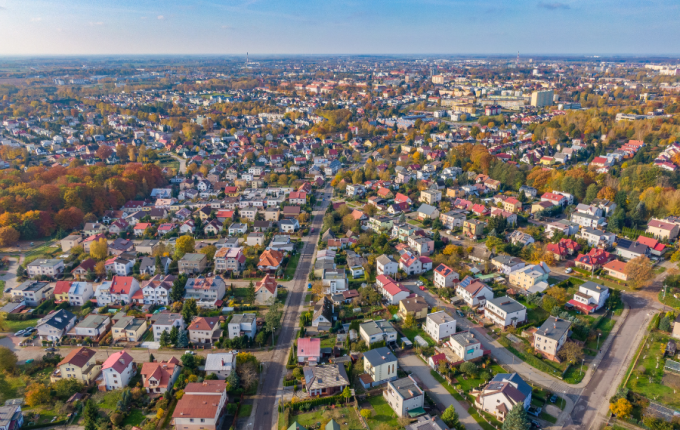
[491,373,532,398]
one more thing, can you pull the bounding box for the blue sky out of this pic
[0,0,679,56]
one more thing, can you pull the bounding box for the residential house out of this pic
[184,276,226,308]
[440,210,466,229]
[101,351,135,390]
[257,250,284,272]
[228,223,248,235]
[112,317,148,342]
[11,280,53,306]
[398,296,428,320]
[227,314,257,339]
[419,189,442,205]
[463,219,485,238]
[577,227,616,248]
[204,353,236,379]
[214,247,246,274]
[484,296,527,329]
[508,230,535,247]
[508,263,550,290]
[472,373,532,422]
[297,337,322,365]
[151,313,184,342]
[279,219,300,233]
[616,239,650,261]
[51,347,101,384]
[424,311,456,343]
[60,235,83,252]
[141,357,182,394]
[376,255,398,276]
[53,280,72,303]
[37,309,77,342]
[433,264,459,288]
[490,255,525,275]
[303,364,350,397]
[255,274,278,305]
[534,316,572,361]
[416,204,440,221]
[360,320,398,345]
[142,275,175,306]
[384,376,425,418]
[647,219,680,240]
[567,281,610,315]
[447,331,484,361]
[137,240,161,255]
[179,253,207,274]
[71,258,97,281]
[574,248,614,271]
[361,347,398,388]
[67,282,94,306]
[455,278,494,308]
[172,380,228,430]
[188,317,222,345]
[603,259,628,281]
[26,259,65,279]
[399,253,432,276]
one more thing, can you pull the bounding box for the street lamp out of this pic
[580,358,584,375]
[597,332,602,352]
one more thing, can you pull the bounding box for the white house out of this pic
[362,347,398,388]
[424,311,456,343]
[447,331,484,362]
[150,312,184,342]
[37,309,77,342]
[472,373,532,422]
[67,282,94,306]
[376,275,410,305]
[228,313,257,339]
[433,264,459,288]
[455,278,494,308]
[101,351,135,391]
[567,281,610,315]
[204,353,236,379]
[384,376,425,418]
[360,320,398,345]
[484,296,527,328]
[376,254,398,276]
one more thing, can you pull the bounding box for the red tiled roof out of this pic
[188,317,220,332]
[102,351,134,373]
[297,337,321,358]
[111,276,136,294]
[255,274,278,295]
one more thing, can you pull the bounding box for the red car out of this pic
[419,286,426,291]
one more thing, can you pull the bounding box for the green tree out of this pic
[169,325,179,344]
[503,403,530,430]
[342,386,351,404]
[0,347,17,373]
[181,353,197,370]
[403,313,415,328]
[460,361,477,377]
[441,405,461,429]
[170,274,187,302]
[160,330,171,347]
[177,330,189,348]
[245,281,256,304]
[52,378,84,400]
[182,298,198,324]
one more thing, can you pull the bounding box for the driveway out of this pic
[399,353,483,430]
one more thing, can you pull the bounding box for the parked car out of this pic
[14,330,24,337]
[530,420,541,429]
[3,287,10,293]
[565,268,573,274]
[419,286,426,291]
[527,407,542,417]
[549,394,557,403]
[456,310,465,318]
[184,350,195,356]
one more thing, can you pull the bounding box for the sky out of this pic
[0,0,679,56]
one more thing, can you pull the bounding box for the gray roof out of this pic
[363,347,397,367]
[417,204,437,216]
[490,372,532,399]
[376,254,394,265]
[303,364,349,391]
[405,415,449,430]
[205,353,235,372]
[39,309,77,330]
[14,280,51,293]
[0,405,21,429]
[491,255,523,266]
[427,311,455,325]
[77,314,109,329]
[486,296,526,314]
[26,258,63,268]
[580,281,608,295]
[230,313,256,325]
[537,316,572,341]
[151,312,183,326]
[389,376,423,400]
[450,331,480,347]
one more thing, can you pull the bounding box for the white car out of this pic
[565,268,573,274]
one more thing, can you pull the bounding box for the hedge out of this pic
[24,421,68,430]
[282,379,298,387]
[287,394,343,411]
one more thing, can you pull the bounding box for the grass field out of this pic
[365,396,399,430]
[625,334,680,409]
[121,409,146,426]
[399,326,436,346]
[584,317,616,351]
[291,406,362,430]
[238,404,253,419]
[5,319,39,332]
[283,253,301,281]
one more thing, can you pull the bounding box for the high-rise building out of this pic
[531,90,554,107]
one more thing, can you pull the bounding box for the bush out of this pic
[287,394,343,411]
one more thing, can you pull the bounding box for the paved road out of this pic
[250,187,332,430]
[399,353,483,430]
[169,154,187,174]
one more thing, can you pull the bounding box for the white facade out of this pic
[424,311,456,343]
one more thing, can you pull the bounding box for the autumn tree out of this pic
[96,145,113,160]
[0,227,20,247]
[0,347,17,372]
[558,341,584,364]
[609,398,632,418]
[90,238,108,260]
[175,235,195,259]
[25,383,50,406]
[54,207,85,231]
[624,255,654,289]
[199,245,217,261]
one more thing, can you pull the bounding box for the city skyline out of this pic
[0,0,679,56]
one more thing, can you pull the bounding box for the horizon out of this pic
[1,0,680,56]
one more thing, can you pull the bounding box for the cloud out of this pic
[89,21,104,26]
[538,2,570,9]
[157,15,165,20]
[221,25,233,29]
[0,6,6,10]
[30,17,42,22]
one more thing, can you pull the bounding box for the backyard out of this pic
[364,395,399,430]
[399,325,436,347]
[625,333,680,409]
[286,406,363,430]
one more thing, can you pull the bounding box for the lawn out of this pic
[563,363,588,384]
[539,411,558,424]
[291,406,362,430]
[121,409,146,426]
[238,404,253,419]
[95,389,123,411]
[5,319,40,332]
[365,396,399,429]
[584,317,616,352]
[497,336,581,382]
[658,289,680,311]
[0,372,28,400]
[399,326,436,346]
[283,253,301,281]
[625,334,680,409]
[320,336,337,348]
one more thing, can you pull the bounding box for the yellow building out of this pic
[398,297,429,320]
[51,347,101,384]
[112,317,148,342]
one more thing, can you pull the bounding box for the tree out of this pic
[90,237,108,260]
[199,245,217,261]
[96,146,113,160]
[182,299,198,324]
[403,313,415,328]
[177,329,189,347]
[25,383,51,406]
[237,361,259,391]
[0,347,17,373]
[503,403,530,430]
[460,361,477,377]
[625,255,654,289]
[156,408,164,420]
[169,325,179,344]
[609,398,632,418]
[245,281,256,304]
[441,405,461,429]
[265,302,283,335]
[360,409,372,419]
[175,235,195,259]
[52,378,84,400]
[342,386,351,404]
[170,274,187,302]
[558,341,584,364]
[181,353,197,370]
[226,370,240,391]
[160,330,171,347]
[0,227,20,247]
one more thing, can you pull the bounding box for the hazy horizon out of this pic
[1,0,679,56]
